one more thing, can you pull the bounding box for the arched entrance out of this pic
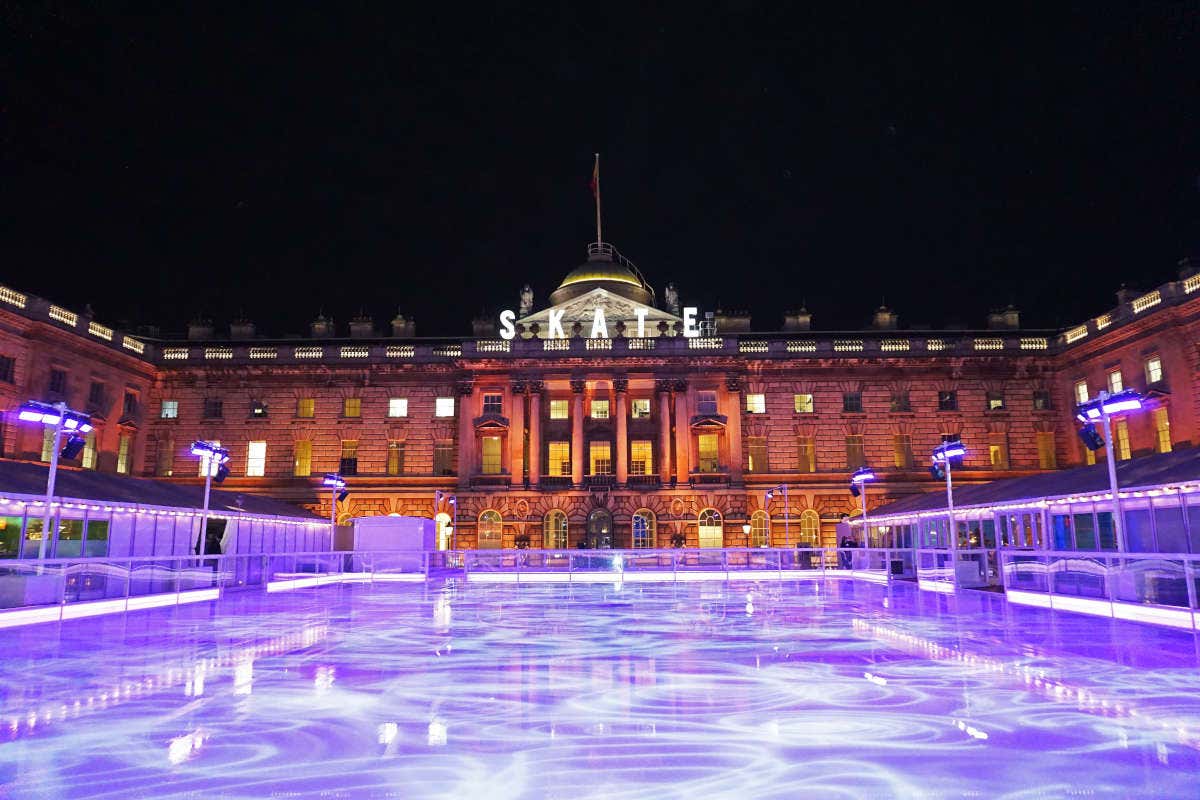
[435,512,452,551]
[587,508,613,549]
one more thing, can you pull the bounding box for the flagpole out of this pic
[594,153,602,244]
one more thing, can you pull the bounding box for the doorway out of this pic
[587,509,613,549]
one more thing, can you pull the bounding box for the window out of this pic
[549,399,569,420]
[799,509,820,546]
[203,398,223,418]
[845,435,865,469]
[1114,419,1131,460]
[988,435,1009,469]
[589,441,612,475]
[544,509,568,549]
[632,509,655,549]
[697,391,718,415]
[293,441,312,477]
[698,434,719,472]
[82,431,97,470]
[794,393,814,413]
[1036,432,1056,469]
[84,519,109,558]
[198,440,221,476]
[937,391,958,412]
[123,391,139,417]
[590,399,609,419]
[547,441,570,476]
[160,400,179,419]
[478,510,503,550]
[297,397,315,418]
[745,394,766,414]
[387,441,405,475]
[116,434,131,474]
[481,436,502,474]
[435,397,455,417]
[483,393,503,415]
[631,398,651,419]
[340,440,359,475]
[88,381,105,408]
[1074,380,1089,405]
[797,437,815,473]
[1033,390,1052,411]
[39,428,54,462]
[750,510,769,548]
[246,441,267,476]
[1153,407,1171,453]
[388,397,409,418]
[698,508,723,548]
[342,397,361,418]
[890,391,911,413]
[0,355,13,384]
[630,440,653,475]
[1107,369,1124,394]
[747,436,768,472]
[434,441,455,475]
[842,392,862,413]
[986,392,1005,411]
[1145,355,1163,385]
[48,368,67,395]
[250,399,268,418]
[892,434,913,469]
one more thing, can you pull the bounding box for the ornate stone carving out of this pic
[511,379,527,395]
[570,378,586,394]
[725,374,743,393]
[613,376,629,393]
[655,378,673,394]
[673,378,688,393]
[519,284,534,317]
[455,380,474,396]
[528,379,545,395]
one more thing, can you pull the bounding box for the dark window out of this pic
[842,392,863,413]
[251,399,268,418]
[937,391,958,411]
[123,391,138,417]
[845,435,865,468]
[434,442,455,476]
[88,381,105,408]
[986,391,1005,411]
[48,369,67,395]
[1033,390,1052,411]
[339,457,358,476]
[482,394,503,415]
[889,391,911,412]
[0,356,13,384]
[203,398,223,418]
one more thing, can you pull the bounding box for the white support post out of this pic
[38,402,67,562]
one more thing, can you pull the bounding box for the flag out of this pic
[589,155,599,198]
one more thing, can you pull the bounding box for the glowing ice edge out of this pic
[0,589,219,629]
[1007,589,1197,630]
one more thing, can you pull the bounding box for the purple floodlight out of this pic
[1076,389,1144,422]
[932,442,966,462]
[323,473,347,490]
[851,467,876,483]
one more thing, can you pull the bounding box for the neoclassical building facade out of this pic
[0,245,1196,551]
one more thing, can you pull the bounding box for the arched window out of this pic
[698,508,723,548]
[800,509,820,546]
[587,508,613,549]
[632,509,656,549]
[750,510,769,548]
[478,510,503,550]
[435,512,452,551]
[543,509,568,550]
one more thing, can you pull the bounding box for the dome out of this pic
[548,243,655,307]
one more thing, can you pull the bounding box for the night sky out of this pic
[4,4,1198,338]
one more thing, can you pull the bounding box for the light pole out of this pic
[742,522,752,546]
[190,441,230,555]
[323,473,348,547]
[764,484,789,547]
[931,441,967,552]
[16,401,92,560]
[850,466,877,547]
[435,490,458,551]
[1076,389,1144,552]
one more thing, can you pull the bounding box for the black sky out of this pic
[3,3,1198,337]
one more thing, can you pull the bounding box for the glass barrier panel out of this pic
[0,560,65,608]
[1112,558,1189,608]
[63,560,129,602]
[1003,553,1049,592]
[1047,555,1109,598]
[128,559,180,596]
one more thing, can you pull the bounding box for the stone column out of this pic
[657,380,672,485]
[571,379,585,487]
[725,375,744,485]
[614,377,628,486]
[509,381,525,484]
[674,380,691,482]
[456,380,475,489]
[527,382,542,486]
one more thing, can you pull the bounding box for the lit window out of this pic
[631,399,651,419]
[589,441,612,475]
[937,391,958,412]
[1074,380,1089,404]
[632,510,655,549]
[1036,432,1056,469]
[251,399,268,418]
[293,441,312,477]
[1145,356,1163,385]
[83,431,98,470]
[544,509,568,549]
[845,435,865,469]
[988,436,1009,470]
[799,509,820,546]
[750,510,769,548]
[388,398,408,418]
[478,510,503,550]
[892,434,912,468]
[39,429,54,462]
[297,398,315,418]
[387,441,405,475]
[843,392,863,413]
[1153,407,1171,453]
[481,436,502,474]
[797,437,815,473]
[698,508,723,548]
[591,399,609,419]
[161,400,179,419]
[697,391,718,415]
[1114,419,1131,461]
[547,441,570,476]
[986,392,1005,411]
[116,434,131,474]
[435,397,455,417]
[1107,370,1123,394]
[630,440,653,475]
[340,440,358,475]
[198,440,221,477]
[549,399,569,420]
[1033,390,1052,411]
[794,394,814,413]
[698,434,719,472]
[747,436,768,472]
[343,397,361,418]
[746,394,766,414]
[246,441,267,476]
[482,394,503,415]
